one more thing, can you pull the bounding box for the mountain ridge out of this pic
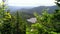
[8,5,58,14]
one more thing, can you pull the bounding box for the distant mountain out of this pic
[8,6,34,11]
[9,5,58,19]
[24,6,58,14]
[8,5,58,14]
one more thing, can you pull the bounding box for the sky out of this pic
[0,0,56,7]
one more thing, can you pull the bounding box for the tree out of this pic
[14,11,26,34]
[55,0,60,7]
[0,0,12,34]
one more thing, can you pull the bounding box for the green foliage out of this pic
[55,0,60,7]
[26,9,60,34]
[0,0,26,34]
[0,0,60,34]
[33,10,60,34]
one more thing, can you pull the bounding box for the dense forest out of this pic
[0,0,60,34]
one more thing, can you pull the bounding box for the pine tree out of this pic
[15,11,20,34]
[0,0,12,34]
[15,11,26,34]
[55,0,60,7]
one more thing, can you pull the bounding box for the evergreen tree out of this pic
[55,0,60,7]
[14,11,26,34]
[0,0,12,34]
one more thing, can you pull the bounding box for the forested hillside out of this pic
[0,0,60,34]
[9,6,58,14]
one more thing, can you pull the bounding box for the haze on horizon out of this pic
[0,0,56,7]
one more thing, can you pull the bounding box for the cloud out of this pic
[0,0,2,3]
[7,0,56,6]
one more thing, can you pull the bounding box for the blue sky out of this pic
[0,0,56,7]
